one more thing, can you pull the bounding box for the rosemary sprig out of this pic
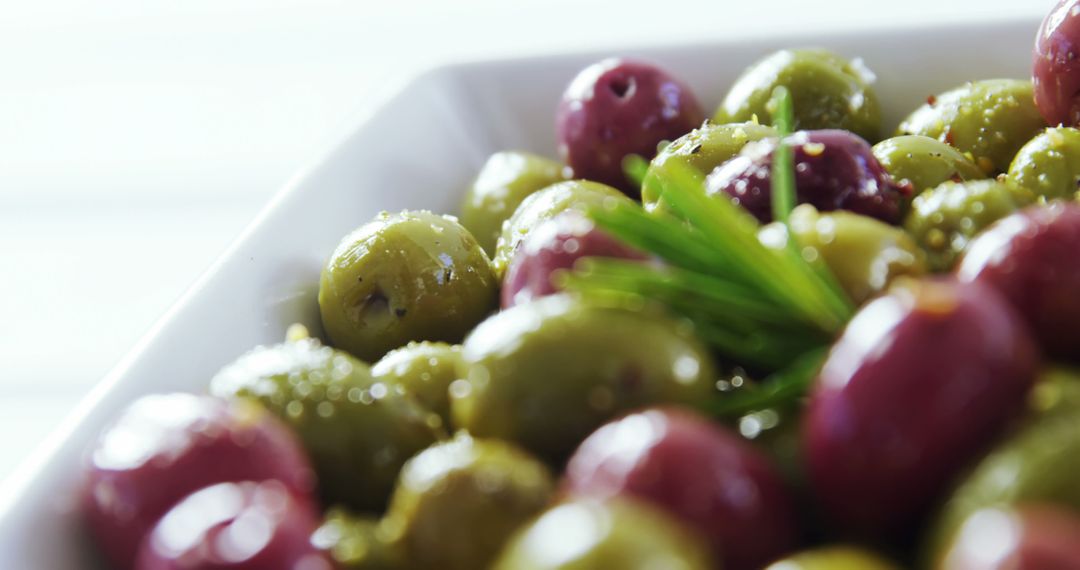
[770,86,797,224]
[768,86,854,326]
[568,87,852,372]
[707,347,829,418]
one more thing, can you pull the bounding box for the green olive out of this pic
[1007,127,1080,201]
[871,135,987,200]
[903,179,1035,272]
[765,546,900,570]
[897,79,1046,174]
[492,498,716,570]
[642,121,778,213]
[760,204,926,305]
[927,409,1080,566]
[311,508,404,569]
[209,338,443,511]
[714,48,882,142]
[371,341,462,428]
[381,433,554,570]
[492,180,630,277]
[1028,366,1080,420]
[451,294,717,462]
[460,151,568,255]
[319,210,497,362]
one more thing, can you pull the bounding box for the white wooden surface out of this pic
[0,0,1058,481]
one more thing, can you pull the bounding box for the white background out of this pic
[0,0,1058,481]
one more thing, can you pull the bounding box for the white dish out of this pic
[0,16,1041,568]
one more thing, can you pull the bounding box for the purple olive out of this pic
[84,394,316,570]
[135,481,332,570]
[556,58,705,196]
[564,407,799,570]
[501,212,647,308]
[940,504,1080,570]
[706,129,905,224]
[803,278,1039,537]
[958,202,1080,363]
[1034,0,1080,127]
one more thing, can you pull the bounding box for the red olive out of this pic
[135,481,332,570]
[706,129,904,224]
[84,394,315,570]
[1034,0,1080,126]
[501,212,647,308]
[803,278,1039,537]
[958,202,1080,363]
[941,503,1080,570]
[556,58,705,196]
[564,407,799,570]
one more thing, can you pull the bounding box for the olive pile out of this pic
[83,1,1080,569]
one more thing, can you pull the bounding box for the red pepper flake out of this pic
[896,179,915,198]
[927,94,937,106]
[944,129,955,146]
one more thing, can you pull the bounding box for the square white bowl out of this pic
[0,16,1041,568]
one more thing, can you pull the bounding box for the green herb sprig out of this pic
[708,347,829,419]
[565,87,853,371]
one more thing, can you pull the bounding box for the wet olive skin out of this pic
[904,179,1036,271]
[564,407,799,570]
[1034,0,1080,127]
[940,504,1080,570]
[707,129,904,224]
[209,338,443,512]
[380,434,554,570]
[556,58,705,195]
[134,481,330,570]
[492,180,631,277]
[928,411,1080,565]
[460,151,567,255]
[83,394,316,570]
[760,204,926,305]
[451,294,717,462]
[311,509,404,570]
[501,212,647,308]
[803,279,1039,537]
[1007,127,1080,200]
[764,546,900,570]
[871,135,987,200]
[957,202,1080,362]
[319,210,497,362]
[642,121,778,213]
[714,49,882,142]
[371,341,462,428]
[492,498,716,570]
[897,79,1046,174]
